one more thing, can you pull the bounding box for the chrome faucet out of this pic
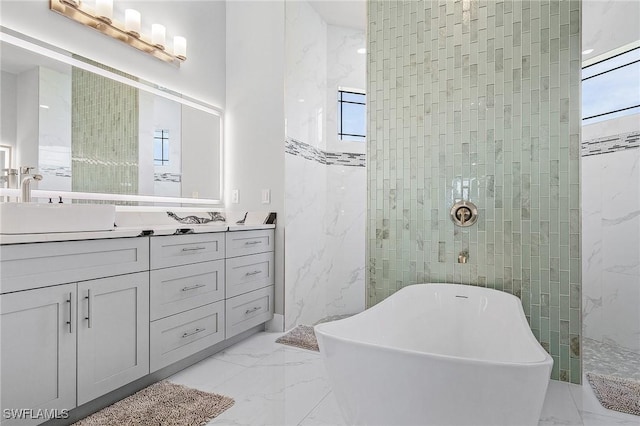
[20,166,43,203]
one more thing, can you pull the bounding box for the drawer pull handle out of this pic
[66,292,73,334]
[181,284,206,292]
[182,246,206,252]
[245,270,261,277]
[244,241,262,245]
[85,290,92,329]
[181,328,206,338]
[245,306,261,315]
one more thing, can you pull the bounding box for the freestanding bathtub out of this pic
[314,283,553,426]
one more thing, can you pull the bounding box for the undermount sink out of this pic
[0,203,116,234]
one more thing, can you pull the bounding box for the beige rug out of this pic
[587,372,640,416]
[73,381,234,425]
[275,325,319,352]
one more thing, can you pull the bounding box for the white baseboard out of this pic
[266,313,284,332]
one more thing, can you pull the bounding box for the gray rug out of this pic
[275,325,319,352]
[73,381,234,425]
[587,372,640,416]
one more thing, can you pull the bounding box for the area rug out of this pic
[73,381,234,425]
[587,372,640,416]
[275,325,319,352]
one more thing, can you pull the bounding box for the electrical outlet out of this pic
[261,189,271,204]
[231,189,239,204]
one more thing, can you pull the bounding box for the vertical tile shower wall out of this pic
[367,0,582,383]
[72,66,139,196]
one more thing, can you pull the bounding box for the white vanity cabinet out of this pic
[0,284,77,426]
[76,273,150,405]
[225,229,275,338]
[0,238,150,423]
[149,232,227,372]
[0,226,276,424]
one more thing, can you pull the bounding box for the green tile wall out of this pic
[367,0,581,383]
[72,66,138,196]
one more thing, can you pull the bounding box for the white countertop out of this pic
[0,223,275,245]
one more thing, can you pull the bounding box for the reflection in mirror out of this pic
[0,27,223,205]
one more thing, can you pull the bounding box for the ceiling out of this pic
[307,0,366,31]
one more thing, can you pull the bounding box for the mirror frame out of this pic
[0,26,224,206]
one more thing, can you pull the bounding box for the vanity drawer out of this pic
[150,233,225,270]
[0,237,149,294]
[225,252,274,298]
[225,229,274,258]
[150,260,225,321]
[225,285,274,338]
[150,300,225,372]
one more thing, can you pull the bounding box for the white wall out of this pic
[182,106,220,200]
[582,0,640,61]
[16,68,39,170]
[1,70,17,159]
[582,115,640,354]
[284,1,366,329]
[581,0,640,354]
[325,25,366,154]
[38,66,72,192]
[284,0,327,150]
[226,0,286,315]
[0,0,225,109]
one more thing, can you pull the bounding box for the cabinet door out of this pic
[77,273,149,405]
[0,284,76,425]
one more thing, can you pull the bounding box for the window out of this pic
[338,89,366,142]
[582,47,640,125]
[154,129,169,165]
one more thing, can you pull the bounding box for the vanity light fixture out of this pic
[49,0,187,65]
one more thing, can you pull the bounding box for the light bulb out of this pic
[152,24,166,50]
[96,0,113,23]
[174,36,187,60]
[125,9,141,38]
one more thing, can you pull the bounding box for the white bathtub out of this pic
[314,283,553,426]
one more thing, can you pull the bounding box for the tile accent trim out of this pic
[40,165,72,178]
[581,131,640,157]
[285,137,366,167]
[154,173,182,183]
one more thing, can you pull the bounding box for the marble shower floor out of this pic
[168,331,640,426]
[583,337,640,382]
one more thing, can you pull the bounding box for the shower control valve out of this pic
[450,200,478,227]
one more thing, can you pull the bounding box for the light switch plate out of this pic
[261,189,271,204]
[231,189,239,204]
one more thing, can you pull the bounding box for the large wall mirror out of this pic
[0,27,223,206]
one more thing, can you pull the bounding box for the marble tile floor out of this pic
[583,338,640,382]
[168,331,640,426]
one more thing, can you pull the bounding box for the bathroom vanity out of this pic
[0,226,275,425]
